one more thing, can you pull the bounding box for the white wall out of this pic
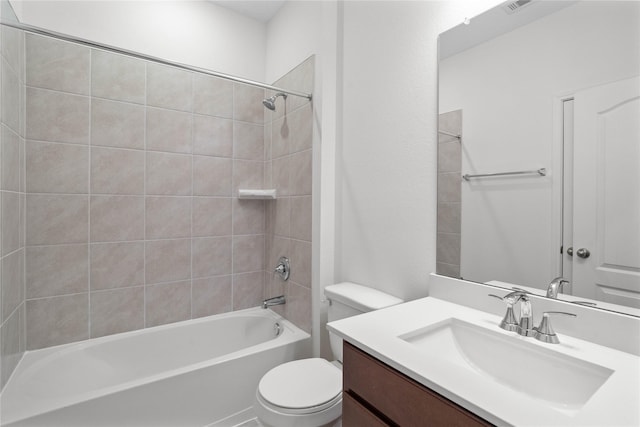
[11,0,266,81]
[336,0,502,301]
[264,1,321,84]
[440,1,640,289]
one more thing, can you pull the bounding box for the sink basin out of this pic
[399,318,613,411]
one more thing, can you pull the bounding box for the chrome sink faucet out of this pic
[546,276,569,298]
[490,291,577,344]
[490,291,535,337]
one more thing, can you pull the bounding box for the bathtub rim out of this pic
[1,307,310,425]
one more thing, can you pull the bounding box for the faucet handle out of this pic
[488,294,519,332]
[533,311,577,344]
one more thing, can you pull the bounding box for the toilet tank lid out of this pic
[324,282,403,312]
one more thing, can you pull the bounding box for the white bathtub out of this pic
[0,307,310,426]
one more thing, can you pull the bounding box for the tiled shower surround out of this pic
[436,110,462,278]
[0,27,313,386]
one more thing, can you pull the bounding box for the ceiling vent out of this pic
[502,0,534,14]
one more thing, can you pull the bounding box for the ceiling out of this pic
[210,1,286,22]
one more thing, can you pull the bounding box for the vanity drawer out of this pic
[343,342,492,427]
[343,392,390,427]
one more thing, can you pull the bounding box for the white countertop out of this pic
[327,297,640,427]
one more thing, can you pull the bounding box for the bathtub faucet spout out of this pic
[263,295,286,309]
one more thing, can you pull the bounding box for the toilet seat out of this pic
[257,358,342,414]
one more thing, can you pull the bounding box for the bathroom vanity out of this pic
[342,342,491,426]
[328,275,640,427]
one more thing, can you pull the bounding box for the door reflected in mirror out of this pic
[437,0,640,316]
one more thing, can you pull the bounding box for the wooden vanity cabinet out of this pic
[342,342,493,427]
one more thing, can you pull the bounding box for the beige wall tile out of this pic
[91,99,145,149]
[437,172,462,203]
[90,286,144,338]
[233,122,264,161]
[233,199,264,236]
[192,74,233,118]
[233,235,264,274]
[145,281,191,327]
[91,50,145,104]
[90,242,144,290]
[193,156,232,196]
[233,272,263,310]
[145,196,191,239]
[276,56,314,112]
[2,126,21,191]
[436,232,461,266]
[18,47,315,351]
[147,63,192,112]
[26,195,88,245]
[289,104,313,154]
[285,282,311,333]
[1,26,23,75]
[2,191,20,255]
[233,160,263,193]
[234,83,264,124]
[272,156,289,196]
[91,147,144,195]
[145,152,192,196]
[192,197,232,237]
[90,195,144,242]
[437,202,461,234]
[263,121,272,162]
[289,149,312,196]
[192,236,232,278]
[145,239,191,284]
[271,116,288,159]
[25,33,90,95]
[438,141,461,173]
[26,140,89,194]
[146,107,192,154]
[193,115,233,157]
[289,239,311,288]
[26,244,88,299]
[436,262,460,279]
[26,293,88,350]
[268,236,290,275]
[192,276,232,318]
[1,58,20,133]
[26,88,90,144]
[290,196,312,242]
[273,198,290,237]
[2,249,24,323]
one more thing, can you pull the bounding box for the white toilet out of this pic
[254,282,403,427]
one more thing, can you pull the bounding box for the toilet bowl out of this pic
[254,358,342,427]
[254,282,403,427]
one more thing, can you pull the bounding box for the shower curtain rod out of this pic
[0,20,313,101]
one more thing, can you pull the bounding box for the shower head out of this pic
[263,92,287,111]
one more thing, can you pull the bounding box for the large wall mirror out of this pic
[437,0,639,316]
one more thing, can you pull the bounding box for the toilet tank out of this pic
[325,282,403,362]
